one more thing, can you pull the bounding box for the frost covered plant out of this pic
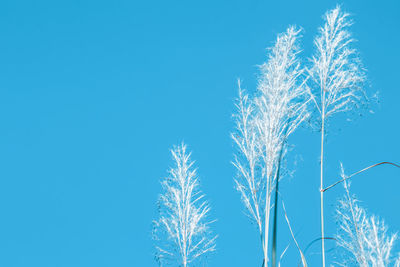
[232,26,309,266]
[308,6,366,266]
[153,143,216,267]
[336,165,398,267]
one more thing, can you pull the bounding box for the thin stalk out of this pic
[271,170,280,267]
[320,102,326,267]
[264,190,271,267]
[271,128,288,267]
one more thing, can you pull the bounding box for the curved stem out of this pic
[321,162,400,192]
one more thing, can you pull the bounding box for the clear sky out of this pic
[0,0,399,266]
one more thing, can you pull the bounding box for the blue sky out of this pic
[0,0,399,266]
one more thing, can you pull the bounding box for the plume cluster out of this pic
[336,165,399,267]
[153,144,216,267]
[151,6,399,267]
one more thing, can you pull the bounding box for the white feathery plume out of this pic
[309,6,365,119]
[308,6,366,266]
[153,143,216,267]
[232,26,309,266]
[336,164,398,267]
